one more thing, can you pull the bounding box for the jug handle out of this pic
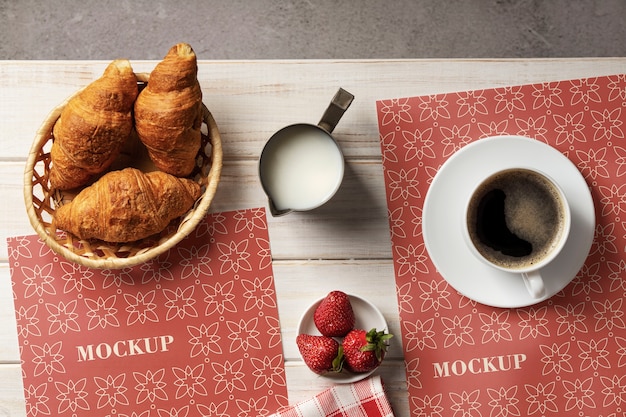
[318,88,355,134]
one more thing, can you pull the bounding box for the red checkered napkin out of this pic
[269,376,395,417]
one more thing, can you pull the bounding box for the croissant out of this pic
[49,59,138,190]
[53,167,201,242]
[134,43,203,177]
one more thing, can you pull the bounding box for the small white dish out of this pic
[422,136,595,308]
[297,293,388,383]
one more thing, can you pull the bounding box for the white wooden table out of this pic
[2,58,626,416]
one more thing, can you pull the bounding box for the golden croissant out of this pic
[53,167,201,242]
[50,59,138,190]
[134,43,203,177]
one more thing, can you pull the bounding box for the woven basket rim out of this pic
[24,73,223,269]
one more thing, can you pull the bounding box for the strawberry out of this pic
[296,334,344,375]
[313,290,355,337]
[342,328,393,373]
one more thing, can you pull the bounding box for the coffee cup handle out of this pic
[521,270,546,299]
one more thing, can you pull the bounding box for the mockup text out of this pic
[77,335,174,362]
[433,353,527,378]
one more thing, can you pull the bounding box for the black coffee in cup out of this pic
[466,169,567,270]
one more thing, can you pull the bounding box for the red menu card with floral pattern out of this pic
[376,75,626,416]
[8,208,288,417]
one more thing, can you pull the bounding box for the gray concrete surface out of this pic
[1,0,625,60]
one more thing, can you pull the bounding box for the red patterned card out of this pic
[376,75,626,416]
[8,208,288,417]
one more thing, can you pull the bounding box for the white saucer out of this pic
[422,136,595,308]
[297,293,388,383]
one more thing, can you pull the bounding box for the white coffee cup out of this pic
[462,167,571,298]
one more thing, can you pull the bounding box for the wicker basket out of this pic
[24,73,223,269]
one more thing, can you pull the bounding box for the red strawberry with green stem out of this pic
[296,334,344,375]
[342,328,393,373]
[313,290,355,337]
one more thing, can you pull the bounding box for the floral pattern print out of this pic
[377,75,626,416]
[8,208,287,416]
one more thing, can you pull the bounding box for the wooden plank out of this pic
[3,159,393,261]
[3,59,626,159]
[0,364,25,417]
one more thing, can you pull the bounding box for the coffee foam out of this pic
[467,169,566,270]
